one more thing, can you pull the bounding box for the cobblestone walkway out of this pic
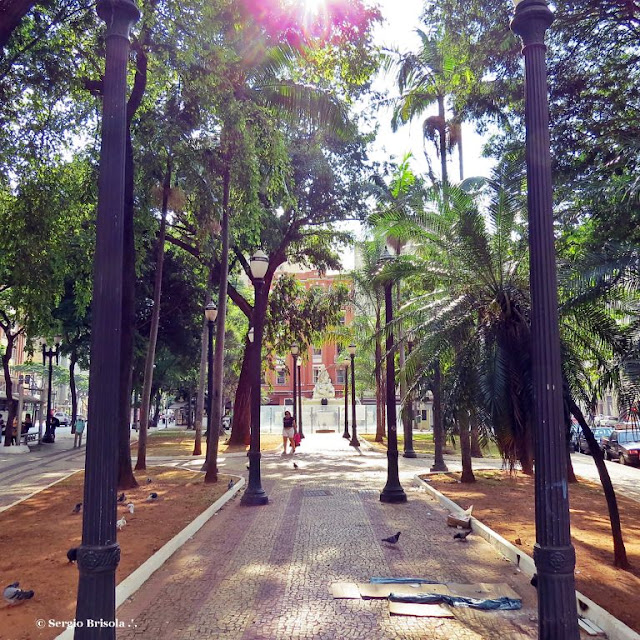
[117,434,539,639]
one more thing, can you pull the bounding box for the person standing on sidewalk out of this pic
[74,416,86,448]
[282,410,297,455]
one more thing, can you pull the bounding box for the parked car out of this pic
[603,429,640,465]
[53,411,70,426]
[577,427,613,455]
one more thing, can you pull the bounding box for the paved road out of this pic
[569,452,640,503]
[117,434,542,640]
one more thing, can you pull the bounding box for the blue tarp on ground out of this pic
[370,577,440,584]
[388,593,522,611]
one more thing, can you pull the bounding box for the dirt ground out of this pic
[0,467,232,640]
[132,429,283,457]
[426,470,640,633]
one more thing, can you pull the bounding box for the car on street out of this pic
[53,411,70,426]
[577,427,613,455]
[603,429,640,465]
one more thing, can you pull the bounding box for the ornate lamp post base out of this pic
[380,452,407,503]
[241,451,268,506]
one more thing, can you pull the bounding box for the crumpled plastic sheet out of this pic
[370,577,441,584]
[388,593,522,611]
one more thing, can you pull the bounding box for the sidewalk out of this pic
[117,433,539,639]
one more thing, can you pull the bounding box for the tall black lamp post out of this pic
[342,356,350,439]
[511,2,579,638]
[74,0,140,636]
[348,343,359,447]
[291,343,299,424]
[41,335,61,443]
[297,358,303,438]
[205,302,218,437]
[241,249,269,506]
[380,246,407,503]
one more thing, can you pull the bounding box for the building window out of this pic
[312,347,322,363]
[337,368,345,385]
[276,368,286,385]
[313,366,322,384]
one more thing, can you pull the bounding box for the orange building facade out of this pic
[262,269,353,406]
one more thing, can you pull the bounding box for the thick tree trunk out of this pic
[205,155,232,483]
[459,413,475,483]
[136,158,172,471]
[438,94,448,187]
[566,444,577,483]
[0,0,36,50]
[470,423,483,457]
[569,398,629,569]
[69,351,78,433]
[228,340,252,446]
[375,309,386,442]
[431,359,447,470]
[1,332,16,447]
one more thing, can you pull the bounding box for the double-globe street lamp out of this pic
[204,302,218,438]
[380,245,407,503]
[511,1,579,638]
[41,335,61,443]
[241,250,269,506]
[297,358,303,438]
[342,356,350,439]
[75,0,140,636]
[348,343,359,447]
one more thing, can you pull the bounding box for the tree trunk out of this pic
[459,413,475,483]
[566,444,577,483]
[228,339,252,446]
[0,0,36,50]
[470,422,483,457]
[117,43,147,489]
[186,392,192,429]
[457,121,464,181]
[193,310,208,455]
[431,359,447,470]
[375,308,386,442]
[69,351,78,434]
[136,157,172,471]
[151,390,161,427]
[2,331,16,447]
[205,153,232,483]
[438,94,448,187]
[569,398,629,569]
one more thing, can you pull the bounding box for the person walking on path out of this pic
[282,410,297,455]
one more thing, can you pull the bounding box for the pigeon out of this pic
[293,462,298,469]
[116,517,126,530]
[227,479,234,490]
[146,492,158,502]
[117,492,125,502]
[67,548,78,564]
[530,574,538,589]
[146,477,153,484]
[127,503,135,514]
[454,528,472,541]
[3,583,34,605]
[246,464,250,470]
[381,531,401,544]
[72,502,82,514]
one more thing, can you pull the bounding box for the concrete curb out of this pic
[413,474,640,640]
[54,476,245,640]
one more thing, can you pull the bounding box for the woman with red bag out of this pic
[282,410,297,455]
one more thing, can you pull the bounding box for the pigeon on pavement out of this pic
[146,477,153,484]
[530,574,538,589]
[67,548,78,564]
[3,583,34,605]
[127,503,135,514]
[146,492,158,502]
[227,479,234,490]
[72,502,82,514]
[454,528,472,541]
[293,462,298,469]
[381,531,401,544]
[116,517,126,530]
[117,492,125,502]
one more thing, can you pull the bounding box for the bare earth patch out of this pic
[0,467,233,640]
[425,470,640,633]
[131,429,282,457]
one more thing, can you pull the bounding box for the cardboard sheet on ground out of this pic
[330,583,361,599]
[358,583,451,599]
[446,582,520,601]
[389,601,454,618]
